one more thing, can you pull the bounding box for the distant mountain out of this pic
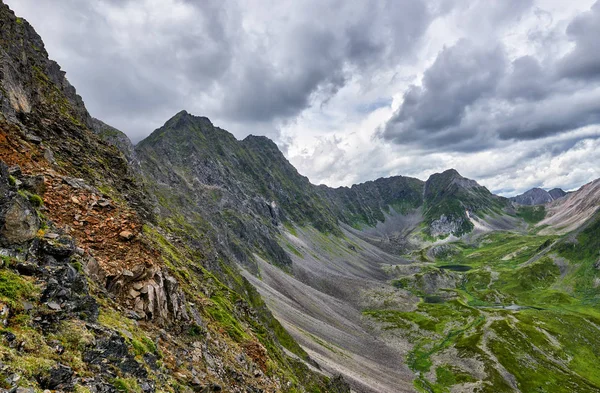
[549,187,567,200]
[423,169,510,237]
[511,187,567,205]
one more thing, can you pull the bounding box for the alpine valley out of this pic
[0,3,599,393]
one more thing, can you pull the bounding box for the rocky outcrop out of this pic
[0,163,40,245]
[0,3,91,128]
[105,264,189,323]
[0,161,99,326]
[429,214,465,238]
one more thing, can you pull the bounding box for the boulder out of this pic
[21,175,46,195]
[119,230,134,241]
[0,195,39,246]
[41,235,75,257]
[38,363,74,390]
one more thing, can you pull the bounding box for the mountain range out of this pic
[1,2,599,393]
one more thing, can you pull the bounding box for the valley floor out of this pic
[244,222,600,393]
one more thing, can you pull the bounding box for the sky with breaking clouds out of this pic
[6,0,600,196]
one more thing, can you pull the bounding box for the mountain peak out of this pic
[441,168,461,177]
[242,134,280,152]
[426,168,480,191]
[163,110,213,130]
[548,188,567,200]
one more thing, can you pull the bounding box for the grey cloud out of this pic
[500,56,550,101]
[221,0,431,123]
[495,89,600,140]
[558,1,600,80]
[6,0,435,140]
[382,40,506,150]
[381,1,600,153]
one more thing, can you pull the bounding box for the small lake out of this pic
[437,264,472,272]
[423,295,445,304]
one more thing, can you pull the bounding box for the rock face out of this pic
[0,163,39,245]
[106,264,189,322]
[511,187,567,205]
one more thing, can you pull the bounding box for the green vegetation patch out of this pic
[517,205,546,224]
[0,269,37,309]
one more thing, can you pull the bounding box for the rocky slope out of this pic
[538,178,600,234]
[0,3,350,393]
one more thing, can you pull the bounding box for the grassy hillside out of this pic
[366,226,600,392]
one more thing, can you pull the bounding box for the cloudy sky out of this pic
[6,0,600,195]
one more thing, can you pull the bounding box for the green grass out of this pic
[369,226,600,392]
[440,232,556,270]
[112,377,141,393]
[517,205,546,224]
[489,309,600,392]
[206,293,249,342]
[28,193,43,207]
[0,269,37,309]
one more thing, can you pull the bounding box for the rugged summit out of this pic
[423,169,510,236]
[548,188,567,200]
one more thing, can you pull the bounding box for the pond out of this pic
[423,295,445,304]
[437,264,472,272]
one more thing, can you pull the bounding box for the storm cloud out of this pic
[5,0,600,195]
[6,0,433,140]
[383,1,600,153]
